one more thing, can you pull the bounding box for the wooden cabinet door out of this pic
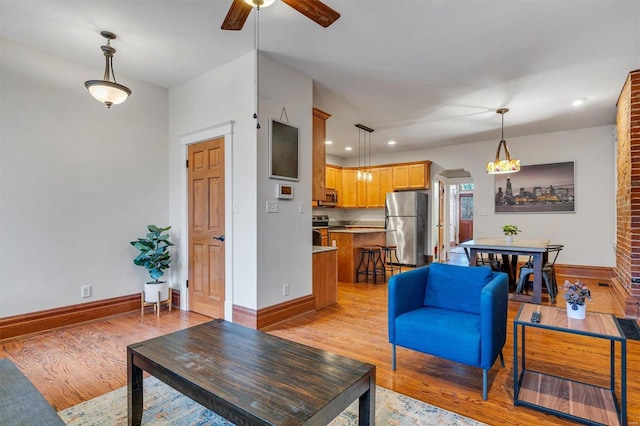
[335,168,343,207]
[341,169,357,208]
[366,168,381,207]
[408,163,428,189]
[393,165,410,190]
[325,166,338,190]
[379,167,393,207]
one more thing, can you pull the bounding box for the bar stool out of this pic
[356,246,386,283]
[380,245,401,276]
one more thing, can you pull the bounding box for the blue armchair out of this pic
[388,262,509,400]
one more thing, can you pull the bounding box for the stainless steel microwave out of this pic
[318,190,338,207]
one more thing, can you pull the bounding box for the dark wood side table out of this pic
[513,304,627,425]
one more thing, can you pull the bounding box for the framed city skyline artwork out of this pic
[494,161,575,213]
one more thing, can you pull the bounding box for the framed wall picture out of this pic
[494,161,575,213]
[269,118,299,181]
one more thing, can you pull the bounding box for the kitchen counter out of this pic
[330,228,393,234]
[312,245,338,253]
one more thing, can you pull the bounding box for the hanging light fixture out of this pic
[84,31,132,108]
[244,0,276,7]
[355,124,374,182]
[486,108,520,174]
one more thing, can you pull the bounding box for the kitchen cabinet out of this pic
[325,165,339,190]
[365,168,381,207]
[341,169,357,208]
[312,247,338,309]
[379,167,394,206]
[393,162,431,190]
[312,108,331,201]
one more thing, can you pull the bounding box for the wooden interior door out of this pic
[188,138,225,318]
[459,193,474,243]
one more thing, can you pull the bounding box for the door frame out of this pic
[433,171,474,262]
[179,121,234,319]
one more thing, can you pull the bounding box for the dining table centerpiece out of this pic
[563,279,591,319]
[502,224,521,242]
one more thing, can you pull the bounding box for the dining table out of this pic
[461,238,551,304]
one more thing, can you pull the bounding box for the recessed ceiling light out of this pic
[325,140,333,145]
[572,97,587,106]
[345,146,352,151]
[388,140,396,145]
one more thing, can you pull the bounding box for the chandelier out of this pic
[84,31,132,108]
[486,108,520,174]
[355,124,374,182]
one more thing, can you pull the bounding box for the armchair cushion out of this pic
[395,307,481,366]
[424,262,493,315]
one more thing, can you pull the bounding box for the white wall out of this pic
[366,125,617,267]
[168,51,314,313]
[0,38,169,317]
[256,53,313,308]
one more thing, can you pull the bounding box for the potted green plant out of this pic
[502,224,521,242]
[564,280,592,319]
[130,225,174,303]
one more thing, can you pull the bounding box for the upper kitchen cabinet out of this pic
[393,161,432,190]
[341,169,358,208]
[312,108,331,201]
[378,167,394,206]
[325,165,339,190]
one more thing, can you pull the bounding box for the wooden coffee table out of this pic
[127,319,376,425]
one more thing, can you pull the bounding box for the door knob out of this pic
[212,235,225,241]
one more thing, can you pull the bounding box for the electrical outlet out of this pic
[283,283,289,296]
[81,285,91,298]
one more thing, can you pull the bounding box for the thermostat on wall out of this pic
[277,183,294,200]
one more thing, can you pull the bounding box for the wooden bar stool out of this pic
[356,246,386,283]
[380,245,401,276]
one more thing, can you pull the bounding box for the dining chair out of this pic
[515,244,564,303]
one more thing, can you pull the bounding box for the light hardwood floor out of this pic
[1,263,638,425]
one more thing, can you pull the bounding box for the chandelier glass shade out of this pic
[356,124,374,182]
[486,108,520,174]
[84,31,131,108]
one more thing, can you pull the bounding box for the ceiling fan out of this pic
[221,0,340,31]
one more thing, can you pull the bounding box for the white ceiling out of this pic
[1,0,639,158]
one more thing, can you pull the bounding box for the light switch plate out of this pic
[266,200,279,213]
[298,202,304,213]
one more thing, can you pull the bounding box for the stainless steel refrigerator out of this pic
[385,191,428,267]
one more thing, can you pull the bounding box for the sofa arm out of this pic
[479,271,509,368]
[388,266,430,342]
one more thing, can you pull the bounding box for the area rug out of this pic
[58,376,486,425]
[616,317,640,341]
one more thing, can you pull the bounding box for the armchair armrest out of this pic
[388,266,430,342]
[479,271,509,368]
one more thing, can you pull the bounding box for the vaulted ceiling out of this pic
[2,0,639,158]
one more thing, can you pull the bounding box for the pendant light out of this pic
[84,31,132,108]
[486,108,520,174]
[355,124,374,182]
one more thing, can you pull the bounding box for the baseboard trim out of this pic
[555,264,613,281]
[233,295,316,330]
[610,277,640,319]
[0,294,140,341]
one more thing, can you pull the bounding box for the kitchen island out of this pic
[330,228,394,283]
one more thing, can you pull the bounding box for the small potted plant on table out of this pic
[130,225,173,305]
[502,224,521,242]
[564,280,592,319]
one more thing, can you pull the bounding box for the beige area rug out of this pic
[59,376,487,425]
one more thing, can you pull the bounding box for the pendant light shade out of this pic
[486,108,520,174]
[84,31,131,108]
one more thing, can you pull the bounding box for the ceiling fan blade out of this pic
[221,0,253,30]
[281,0,340,28]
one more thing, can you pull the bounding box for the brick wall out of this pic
[615,69,640,318]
